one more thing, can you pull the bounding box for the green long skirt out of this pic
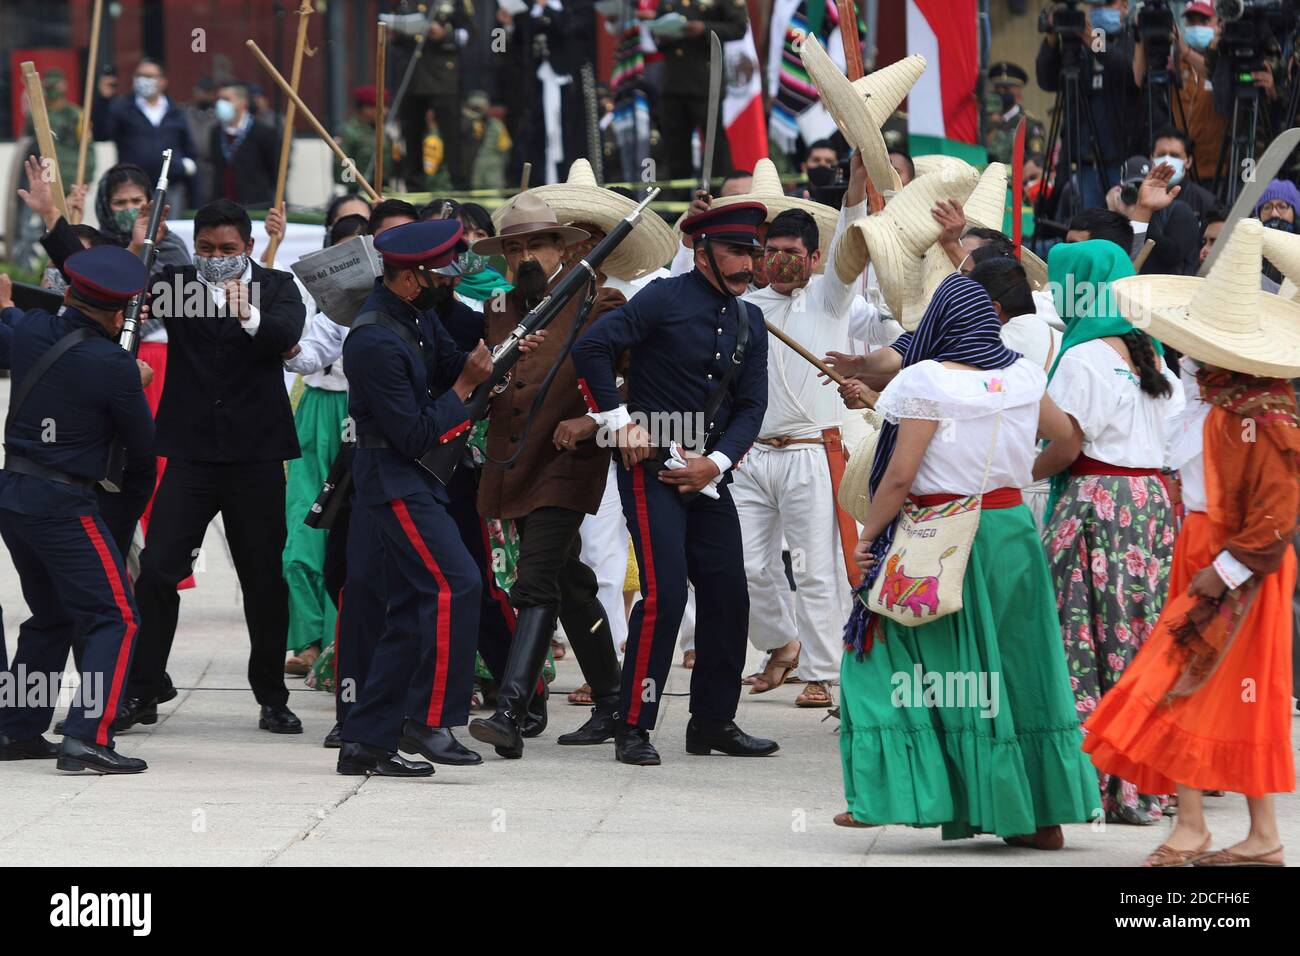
[840,504,1101,840]
[283,384,349,658]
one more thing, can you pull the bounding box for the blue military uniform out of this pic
[336,221,483,774]
[571,203,774,760]
[0,248,154,769]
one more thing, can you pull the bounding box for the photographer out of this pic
[1132,1,1228,190]
[1036,0,1143,210]
[1202,1,1290,166]
[1106,155,1201,274]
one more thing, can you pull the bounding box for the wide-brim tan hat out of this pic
[705,158,839,273]
[1262,227,1300,302]
[799,35,924,197]
[833,163,980,326]
[838,406,884,522]
[473,190,590,256]
[1112,218,1300,378]
[517,159,676,280]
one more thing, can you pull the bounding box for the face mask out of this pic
[761,250,810,286]
[1184,25,1214,50]
[1091,7,1123,33]
[410,277,446,311]
[196,253,249,285]
[42,266,67,295]
[1263,216,1294,233]
[113,207,140,233]
[998,91,1017,113]
[134,76,159,99]
[215,99,237,124]
[457,250,490,276]
[1152,154,1186,185]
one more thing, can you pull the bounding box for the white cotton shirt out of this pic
[875,357,1047,496]
[1166,357,1211,511]
[1047,338,1183,468]
[1000,312,1062,372]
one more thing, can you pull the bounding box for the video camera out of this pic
[1216,0,1297,91]
[1037,0,1087,37]
[1135,0,1176,85]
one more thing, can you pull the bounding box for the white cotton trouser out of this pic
[580,458,630,659]
[731,444,851,684]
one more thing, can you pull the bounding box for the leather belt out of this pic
[755,435,827,448]
[3,454,96,489]
[355,435,391,450]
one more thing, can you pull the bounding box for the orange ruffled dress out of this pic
[1083,402,1298,798]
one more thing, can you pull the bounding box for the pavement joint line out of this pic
[263,775,370,866]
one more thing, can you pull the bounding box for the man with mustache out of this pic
[467,194,628,758]
[571,203,777,766]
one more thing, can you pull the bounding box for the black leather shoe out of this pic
[53,719,67,736]
[56,736,148,774]
[468,710,524,759]
[337,741,433,777]
[158,672,178,704]
[0,733,59,760]
[112,697,158,732]
[685,717,779,757]
[557,704,619,746]
[614,722,661,766]
[259,704,303,734]
[399,720,482,765]
[521,680,548,739]
[322,723,342,749]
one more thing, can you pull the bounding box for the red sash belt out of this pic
[1069,454,1161,478]
[909,487,1023,509]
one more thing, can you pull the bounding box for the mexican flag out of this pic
[723,24,768,173]
[906,0,983,161]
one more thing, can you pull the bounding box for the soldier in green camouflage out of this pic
[334,86,387,194]
[24,68,93,188]
[983,61,1045,167]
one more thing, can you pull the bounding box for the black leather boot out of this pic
[56,737,148,774]
[468,605,556,758]
[521,679,548,739]
[557,598,622,746]
[685,717,779,756]
[614,721,661,765]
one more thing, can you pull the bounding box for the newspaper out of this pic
[290,235,382,327]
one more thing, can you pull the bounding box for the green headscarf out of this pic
[1042,239,1164,517]
[1045,238,1161,381]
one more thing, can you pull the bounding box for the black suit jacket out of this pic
[210,120,280,208]
[150,262,304,462]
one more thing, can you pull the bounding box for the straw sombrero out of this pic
[1261,226,1300,302]
[1112,218,1300,379]
[472,191,590,257]
[838,406,884,521]
[704,158,839,273]
[799,35,925,197]
[519,159,677,280]
[833,162,980,326]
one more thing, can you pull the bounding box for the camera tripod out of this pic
[1035,32,1109,231]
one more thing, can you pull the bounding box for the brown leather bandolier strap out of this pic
[820,427,861,589]
[755,435,827,448]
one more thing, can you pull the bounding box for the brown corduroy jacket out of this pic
[477,269,626,519]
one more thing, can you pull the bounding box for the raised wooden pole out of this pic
[74,0,105,212]
[246,39,381,203]
[263,0,314,266]
[21,62,69,221]
[374,21,387,197]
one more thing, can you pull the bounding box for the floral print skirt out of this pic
[1042,473,1177,825]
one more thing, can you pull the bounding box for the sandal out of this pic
[795,681,833,708]
[1143,835,1213,867]
[749,643,801,695]
[284,644,320,677]
[567,683,593,706]
[682,650,696,669]
[1194,846,1284,867]
[833,811,876,829]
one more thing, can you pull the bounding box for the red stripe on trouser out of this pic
[390,498,452,726]
[332,587,343,700]
[478,519,516,636]
[79,516,137,746]
[625,466,659,726]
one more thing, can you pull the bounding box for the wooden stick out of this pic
[262,1,314,266]
[766,320,847,385]
[1132,237,1156,272]
[837,0,864,81]
[245,39,381,203]
[21,62,69,221]
[519,161,531,192]
[374,22,387,198]
[74,0,104,206]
